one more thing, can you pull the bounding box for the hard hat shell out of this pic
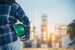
[13,23,25,38]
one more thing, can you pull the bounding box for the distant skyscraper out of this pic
[55,25,67,36]
[55,25,68,48]
[30,22,36,40]
[41,14,48,43]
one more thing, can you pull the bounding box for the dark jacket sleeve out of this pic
[15,4,30,40]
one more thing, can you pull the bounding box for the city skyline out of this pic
[16,0,75,35]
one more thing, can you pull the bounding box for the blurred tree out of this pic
[67,20,75,45]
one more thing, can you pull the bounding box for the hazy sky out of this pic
[16,0,75,35]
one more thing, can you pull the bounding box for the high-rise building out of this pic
[41,15,48,43]
[55,25,67,36]
[30,22,38,48]
[30,22,36,41]
[55,25,68,48]
[47,33,52,47]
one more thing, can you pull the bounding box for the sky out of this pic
[16,0,75,36]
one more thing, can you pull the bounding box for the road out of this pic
[21,48,74,50]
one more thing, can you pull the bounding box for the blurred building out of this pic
[47,33,52,47]
[41,14,48,44]
[55,25,68,36]
[30,22,37,47]
[30,22,36,41]
[51,33,59,48]
[54,25,68,48]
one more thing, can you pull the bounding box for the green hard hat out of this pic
[13,23,25,38]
